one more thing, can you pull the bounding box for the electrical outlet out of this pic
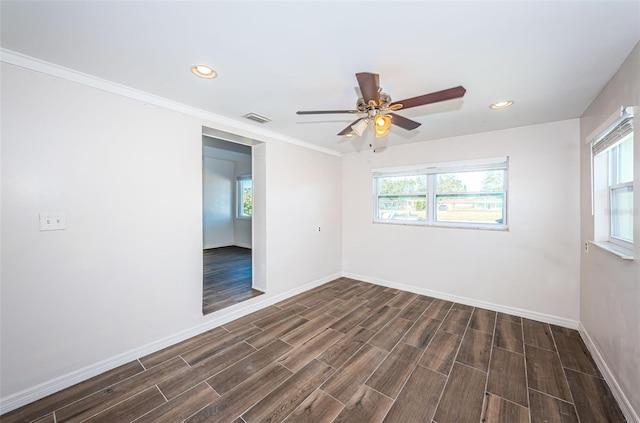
[39,212,66,231]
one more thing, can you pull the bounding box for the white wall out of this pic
[265,140,343,294]
[233,155,252,248]
[0,62,342,403]
[252,143,268,292]
[342,120,581,322]
[579,42,640,419]
[202,156,234,248]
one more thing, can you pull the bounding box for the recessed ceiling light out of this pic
[191,65,217,79]
[489,100,514,109]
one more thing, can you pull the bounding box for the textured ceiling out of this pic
[1,1,639,153]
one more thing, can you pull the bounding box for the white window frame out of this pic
[589,106,634,258]
[372,157,509,231]
[236,175,252,219]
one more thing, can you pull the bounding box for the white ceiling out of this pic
[1,1,639,154]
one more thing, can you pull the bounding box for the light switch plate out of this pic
[39,212,66,231]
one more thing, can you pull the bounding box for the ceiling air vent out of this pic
[243,112,271,124]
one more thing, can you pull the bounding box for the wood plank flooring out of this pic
[202,246,262,315]
[2,278,626,423]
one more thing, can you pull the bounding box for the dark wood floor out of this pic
[2,278,626,423]
[203,246,262,315]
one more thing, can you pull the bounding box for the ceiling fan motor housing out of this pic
[356,92,392,114]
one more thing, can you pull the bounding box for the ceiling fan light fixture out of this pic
[375,127,390,138]
[343,133,355,138]
[351,118,369,137]
[489,100,513,109]
[191,64,217,79]
[375,114,392,131]
[373,114,392,138]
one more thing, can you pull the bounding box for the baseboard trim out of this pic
[203,243,252,250]
[203,243,229,250]
[0,272,341,415]
[578,323,639,422]
[342,272,580,329]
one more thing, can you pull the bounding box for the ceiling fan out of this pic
[297,72,466,139]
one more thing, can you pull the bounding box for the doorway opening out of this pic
[202,246,260,314]
[202,133,264,314]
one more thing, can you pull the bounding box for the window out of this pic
[237,176,252,218]
[609,136,633,243]
[592,107,634,253]
[376,175,427,222]
[373,157,508,229]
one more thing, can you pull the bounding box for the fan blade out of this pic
[297,110,359,115]
[356,72,380,105]
[337,118,364,136]
[390,86,466,110]
[388,113,421,130]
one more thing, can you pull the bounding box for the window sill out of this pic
[588,241,634,260]
[373,220,508,232]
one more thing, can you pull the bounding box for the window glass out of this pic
[618,135,633,184]
[238,178,252,218]
[437,170,504,193]
[378,175,427,195]
[610,185,633,242]
[376,175,426,222]
[436,194,504,224]
[607,133,633,244]
[435,170,505,224]
[377,196,426,221]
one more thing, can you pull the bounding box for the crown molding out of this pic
[0,48,341,157]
